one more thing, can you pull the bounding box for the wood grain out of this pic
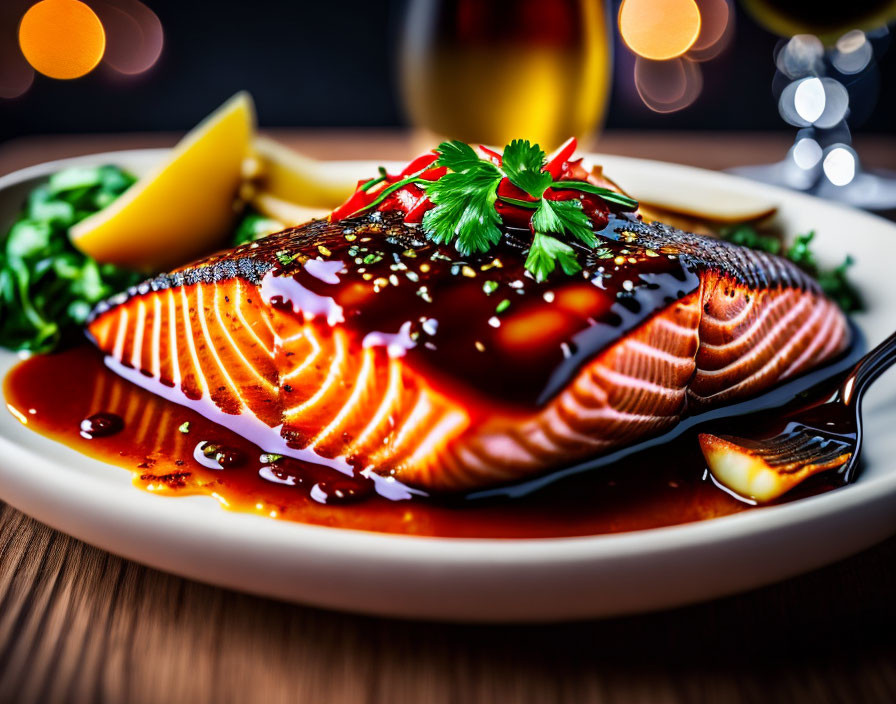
[1,132,895,704]
[2,500,896,704]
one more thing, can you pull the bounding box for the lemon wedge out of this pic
[253,136,357,209]
[71,92,254,270]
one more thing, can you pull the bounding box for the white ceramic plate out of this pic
[1,150,895,623]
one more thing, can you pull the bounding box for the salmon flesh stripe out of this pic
[87,213,850,492]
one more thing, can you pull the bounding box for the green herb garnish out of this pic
[0,165,142,353]
[719,223,781,255]
[721,225,861,312]
[525,233,582,282]
[423,144,503,255]
[418,139,638,280]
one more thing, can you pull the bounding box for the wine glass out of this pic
[398,0,613,151]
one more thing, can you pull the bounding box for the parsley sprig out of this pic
[418,139,638,282]
[422,142,503,255]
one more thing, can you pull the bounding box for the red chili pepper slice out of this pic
[419,166,447,181]
[330,187,376,221]
[544,137,577,179]
[478,145,503,166]
[403,196,433,224]
[400,152,439,177]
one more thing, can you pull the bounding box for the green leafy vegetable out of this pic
[817,255,862,312]
[720,222,781,255]
[0,165,142,353]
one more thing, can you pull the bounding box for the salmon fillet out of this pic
[87,212,850,492]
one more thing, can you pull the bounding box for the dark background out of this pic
[0,0,894,141]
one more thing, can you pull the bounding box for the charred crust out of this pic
[607,215,820,294]
[87,211,821,323]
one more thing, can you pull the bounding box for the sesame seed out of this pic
[614,256,626,265]
[362,273,373,280]
[628,257,637,264]
[474,341,486,352]
[344,234,357,241]
[406,271,419,282]
[488,316,500,328]
[461,265,476,278]
[420,263,431,273]
[646,249,659,257]
[622,280,634,291]
[543,291,555,303]
[317,245,332,257]
[389,274,399,286]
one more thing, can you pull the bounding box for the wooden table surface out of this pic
[1,131,895,704]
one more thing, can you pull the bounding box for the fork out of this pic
[699,329,896,503]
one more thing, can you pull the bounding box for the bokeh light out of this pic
[18,0,106,80]
[689,0,734,62]
[93,0,164,75]
[775,34,824,79]
[793,77,825,123]
[619,0,702,61]
[619,0,732,113]
[823,145,857,186]
[813,78,849,128]
[0,28,34,98]
[634,56,703,113]
[832,30,873,75]
[791,137,823,170]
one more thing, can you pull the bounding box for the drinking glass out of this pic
[399,0,612,151]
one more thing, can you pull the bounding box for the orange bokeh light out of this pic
[618,0,702,61]
[18,0,106,80]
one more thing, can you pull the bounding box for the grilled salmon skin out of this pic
[86,212,850,492]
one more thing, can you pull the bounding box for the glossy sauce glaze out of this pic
[3,344,847,539]
[176,211,700,413]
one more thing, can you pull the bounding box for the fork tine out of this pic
[699,431,853,503]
